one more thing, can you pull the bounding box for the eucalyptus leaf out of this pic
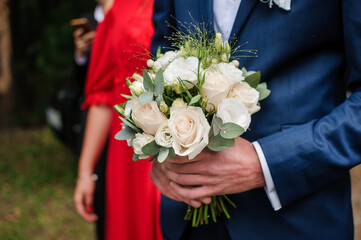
[141,140,160,156]
[114,126,136,140]
[132,154,140,161]
[158,147,169,163]
[220,123,245,139]
[143,69,154,92]
[139,92,153,104]
[244,71,261,88]
[256,83,271,101]
[212,116,223,136]
[207,134,235,151]
[188,95,202,106]
[154,70,164,95]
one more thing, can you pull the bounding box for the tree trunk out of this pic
[0,0,13,127]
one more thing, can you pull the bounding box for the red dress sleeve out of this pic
[81,7,117,109]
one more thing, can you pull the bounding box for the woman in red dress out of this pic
[73,0,163,239]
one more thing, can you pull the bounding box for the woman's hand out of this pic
[74,177,98,222]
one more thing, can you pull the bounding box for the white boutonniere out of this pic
[260,0,291,11]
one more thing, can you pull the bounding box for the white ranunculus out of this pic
[202,63,242,111]
[132,133,154,159]
[154,51,181,71]
[228,82,260,114]
[155,122,173,149]
[132,101,167,135]
[217,98,251,131]
[124,99,137,117]
[168,106,210,159]
[163,57,201,87]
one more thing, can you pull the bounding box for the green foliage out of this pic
[11,0,95,127]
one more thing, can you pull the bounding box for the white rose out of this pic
[168,106,210,159]
[124,99,137,117]
[202,63,243,111]
[132,101,167,135]
[132,133,154,159]
[155,122,173,150]
[163,57,201,87]
[228,82,260,114]
[217,98,251,131]
[154,51,181,71]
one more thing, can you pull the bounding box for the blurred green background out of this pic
[0,0,97,239]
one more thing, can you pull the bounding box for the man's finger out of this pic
[170,181,215,200]
[163,167,218,186]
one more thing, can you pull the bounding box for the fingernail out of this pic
[86,205,93,213]
[190,200,200,208]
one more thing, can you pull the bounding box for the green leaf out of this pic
[244,71,261,88]
[256,83,271,101]
[114,126,136,140]
[141,140,160,156]
[139,92,153,104]
[132,154,140,161]
[168,147,176,158]
[188,95,202,106]
[220,123,245,139]
[158,147,169,163]
[154,70,164,95]
[143,70,154,92]
[212,116,223,136]
[163,94,174,106]
[119,117,142,133]
[207,134,235,151]
[120,94,133,100]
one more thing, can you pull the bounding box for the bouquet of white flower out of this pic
[114,26,270,227]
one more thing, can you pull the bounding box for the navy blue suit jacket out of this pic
[151,1,361,239]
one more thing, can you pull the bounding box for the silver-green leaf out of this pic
[114,126,136,140]
[139,92,153,104]
[141,140,160,156]
[245,71,261,88]
[154,70,164,95]
[212,116,223,136]
[158,147,169,163]
[220,123,245,139]
[143,70,154,92]
[207,134,235,151]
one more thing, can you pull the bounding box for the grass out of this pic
[0,127,95,240]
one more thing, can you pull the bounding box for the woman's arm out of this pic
[74,104,112,222]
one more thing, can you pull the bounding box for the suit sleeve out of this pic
[257,0,361,208]
[151,0,176,56]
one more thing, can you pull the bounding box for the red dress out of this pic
[82,0,162,239]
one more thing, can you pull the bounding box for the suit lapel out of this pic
[229,0,259,41]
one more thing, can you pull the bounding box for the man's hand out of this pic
[73,28,95,59]
[150,137,266,207]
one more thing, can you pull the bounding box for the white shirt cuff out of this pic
[74,54,88,66]
[252,141,282,211]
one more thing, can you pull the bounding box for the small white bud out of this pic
[231,60,240,68]
[147,59,154,68]
[221,53,228,62]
